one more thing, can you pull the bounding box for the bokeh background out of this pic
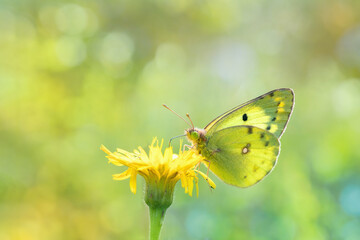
[1,0,360,239]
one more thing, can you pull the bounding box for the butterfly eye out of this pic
[190,131,199,140]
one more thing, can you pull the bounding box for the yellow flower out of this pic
[101,138,216,240]
[100,138,216,197]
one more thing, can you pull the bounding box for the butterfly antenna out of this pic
[186,113,194,129]
[162,104,192,128]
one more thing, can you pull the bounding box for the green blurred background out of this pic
[1,0,360,239]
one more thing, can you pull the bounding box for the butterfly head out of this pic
[186,128,207,145]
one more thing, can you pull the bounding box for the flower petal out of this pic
[164,147,173,164]
[180,174,187,189]
[107,157,124,166]
[138,147,150,163]
[188,177,194,197]
[100,145,112,155]
[130,169,137,194]
[113,169,132,180]
[195,178,199,198]
[195,170,216,189]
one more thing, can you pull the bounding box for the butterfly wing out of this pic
[205,88,294,138]
[200,126,280,187]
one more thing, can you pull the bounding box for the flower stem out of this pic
[149,206,167,240]
[145,179,174,240]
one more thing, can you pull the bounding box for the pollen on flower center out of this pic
[100,138,216,197]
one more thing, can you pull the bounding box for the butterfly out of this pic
[182,88,295,187]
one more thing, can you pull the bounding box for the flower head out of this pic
[100,138,215,197]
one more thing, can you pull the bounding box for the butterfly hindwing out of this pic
[200,126,280,187]
[205,88,294,138]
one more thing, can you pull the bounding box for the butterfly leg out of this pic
[195,161,201,171]
[203,159,211,179]
[182,144,193,152]
[200,159,212,183]
[201,159,215,191]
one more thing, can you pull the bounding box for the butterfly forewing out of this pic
[205,88,294,138]
[200,126,280,187]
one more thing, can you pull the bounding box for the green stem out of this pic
[149,207,167,240]
[144,179,174,240]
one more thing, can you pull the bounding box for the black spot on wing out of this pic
[266,126,271,130]
[272,117,276,121]
[265,141,269,147]
[270,92,274,97]
[260,133,265,139]
[242,113,248,121]
[248,127,253,134]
